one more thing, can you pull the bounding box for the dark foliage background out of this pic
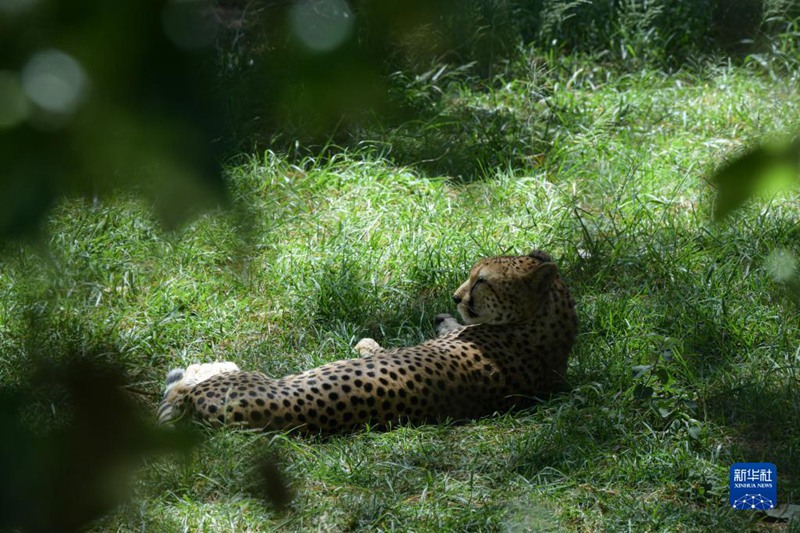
[215,0,800,176]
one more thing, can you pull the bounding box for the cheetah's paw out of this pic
[354,338,382,356]
[434,313,463,336]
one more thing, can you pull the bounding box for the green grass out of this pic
[2,54,800,531]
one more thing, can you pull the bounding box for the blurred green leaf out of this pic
[0,0,226,240]
[687,423,702,441]
[631,364,652,378]
[251,452,293,513]
[711,138,800,221]
[633,383,654,400]
[0,357,198,533]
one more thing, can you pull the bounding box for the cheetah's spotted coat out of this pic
[158,251,577,433]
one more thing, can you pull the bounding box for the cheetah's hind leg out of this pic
[157,361,241,425]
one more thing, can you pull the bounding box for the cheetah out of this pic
[158,250,577,434]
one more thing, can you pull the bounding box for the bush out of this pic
[212,0,800,174]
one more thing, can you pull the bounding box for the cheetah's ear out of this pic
[528,250,553,263]
[528,262,557,290]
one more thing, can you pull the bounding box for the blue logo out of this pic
[730,463,777,510]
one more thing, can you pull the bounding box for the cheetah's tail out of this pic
[156,368,186,425]
[156,362,242,425]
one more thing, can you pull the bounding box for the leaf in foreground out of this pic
[711,138,799,221]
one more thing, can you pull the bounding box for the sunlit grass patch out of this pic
[2,53,800,531]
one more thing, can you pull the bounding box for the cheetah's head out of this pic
[452,250,558,325]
